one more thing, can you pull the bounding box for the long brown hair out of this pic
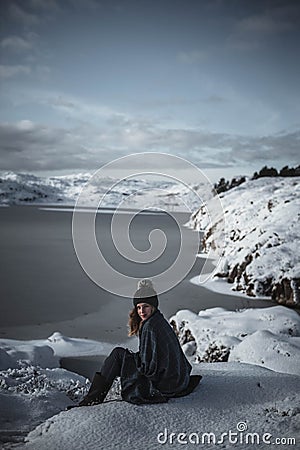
[128,305,156,336]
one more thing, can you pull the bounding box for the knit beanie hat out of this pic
[133,279,159,308]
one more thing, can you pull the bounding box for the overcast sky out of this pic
[0,0,299,181]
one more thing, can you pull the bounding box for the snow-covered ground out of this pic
[16,364,300,450]
[1,306,299,449]
[0,171,208,212]
[188,176,300,306]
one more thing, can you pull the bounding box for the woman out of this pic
[72,279,201,407]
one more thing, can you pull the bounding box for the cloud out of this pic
[1,35,35,52]
[0,121,88,171]
[138,96,228,110]
[44,93,123,123]
[0,118,299,173]
[0,65,31,78]
[215,130,300,167]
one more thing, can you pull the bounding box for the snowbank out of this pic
[0,333,118,446]
[188,176,300,305]
[170,305,300,375]
[0,332,115,371]
[229,329,300,374]
[1,306,300,448]
[0,364,88,446]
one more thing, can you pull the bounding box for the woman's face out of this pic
[136,303,153,321]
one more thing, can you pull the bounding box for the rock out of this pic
[272,278,300,307]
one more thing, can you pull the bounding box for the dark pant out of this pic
[101,346,127,388]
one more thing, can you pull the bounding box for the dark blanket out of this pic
[120,310,194,405]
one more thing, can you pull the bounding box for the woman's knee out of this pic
[110,346,126,359]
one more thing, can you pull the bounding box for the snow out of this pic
[0,332,115,371]
[0,333,119,446]
[0,365,88,446]
[16,365,300,450]
[229,329,300,375]
[170,305,300,375]
[191,273,270,300]
[188,176,300,304]
[0,171,208,212]
[1,307,300,449]
[0,172,72,205]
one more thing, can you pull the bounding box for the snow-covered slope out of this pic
[188,176,300,306]
[20,364,300,450]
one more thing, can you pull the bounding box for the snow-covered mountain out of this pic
[0,171,207,212]
[188,176,300,306]
[0,171,71,204]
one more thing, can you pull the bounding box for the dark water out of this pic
[0,205,276,343]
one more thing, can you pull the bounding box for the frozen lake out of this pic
[0,206,276,343]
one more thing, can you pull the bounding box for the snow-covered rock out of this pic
[188,176,300,305]
[170,305,300,375]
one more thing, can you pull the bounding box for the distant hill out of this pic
[0,171,207,212]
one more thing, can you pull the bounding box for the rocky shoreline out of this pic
[189,176,300,308]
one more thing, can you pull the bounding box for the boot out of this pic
[78,372,110,406]
[66,372,110,410]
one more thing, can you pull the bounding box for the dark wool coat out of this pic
[120,309,192,404]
